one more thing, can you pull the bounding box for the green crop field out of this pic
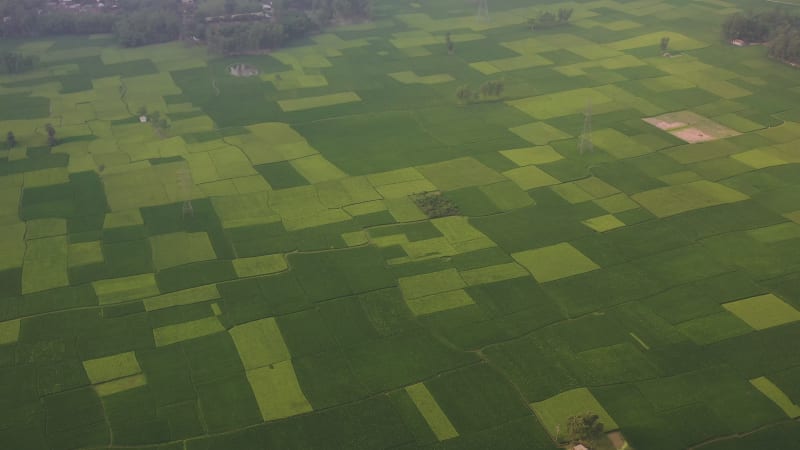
[2,0,800,448]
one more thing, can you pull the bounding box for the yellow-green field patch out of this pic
[503,165,560,190]
[499,146,563,166]
[508,88,613,120]
[551,183,595,204]
[608,31,707,51]
[342,230,369,246]
[389,71,454,84]
[582,214,626,232]
[230,317,290,370]
[21,235,69,294]
[289,154,346,183]
[631,180,748,218]
[0,319,21,345]
[417,157,505,191]
[513,242,600,283]
[592,128,651,159]
[26,218,66,239]
[405,383,459,441]
[480,181,535,211]
[68,241,104,267]
[406,289,475,316]
[532,387,618,440]
[150,232,217,270]
[246,361,313,421]
[143,284,221,311]
[749,377,800,418]
[233,254,288,277]
[94,374,147,397]
[722,294,800,330]
[211,192,281,229]
[83,351,142,384]
[746,222,800,244]
[375,179,437,198]
[399,268,466,299]
[731,149,787,169]
[153,316,225,347]
[93,274,160,305]
[594,193,640,213]
[278,91,361,112]
[103,209,144,228]
[509,122,571,145]
[459,263,529,286]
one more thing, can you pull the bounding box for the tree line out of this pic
[722,8,800,64]
[0,0,180,47]
[202,0,372,56]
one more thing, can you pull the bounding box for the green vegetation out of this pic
[2,0,800,448]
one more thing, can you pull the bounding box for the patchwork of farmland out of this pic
[2,0,800,448]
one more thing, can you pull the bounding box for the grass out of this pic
[513,242,600,283]
[531,387,619,440]
[405,382,459,440]
[153,316,225,347]
[3,0,800,448]
[722,294,800,330]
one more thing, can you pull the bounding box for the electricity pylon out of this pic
[176,165,194,218]
[477,0,489,21]
[578,100,593,155]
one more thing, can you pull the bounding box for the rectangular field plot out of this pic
[150,232,217,270]
[632,181,748,217]
[246,361,313,421]
[153,316,224,347]
[531,387,618,439]
[405,383,459,441]
[399,269,466,299]
[93,274,160,305]
[83,351,142,384]
[406,289,475,316]
[21,235,69,294]
[278,91,361,112]
[513,243,600,283]
[143,284,220,311]
[722,294,800,330]
[750,377,800,418]
[229,317,290,370]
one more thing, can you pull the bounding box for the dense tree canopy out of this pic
[722,8,800,64]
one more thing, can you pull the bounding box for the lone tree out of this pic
[660,36,670,53]
[44,123,57,147]
[557,8,573,24]
[6,131,16,149]
[455,84,472,104]
[445,32,454,54]
[137,106,148,118]
[567,412,605,449]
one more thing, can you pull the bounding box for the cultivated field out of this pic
[2,0,800,449]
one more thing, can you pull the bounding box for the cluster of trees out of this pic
[412,192,459,218]
[1,52,38,74]
[528,8,573,30]
[202,0,371,55]
[0,0,114,37]
[115,9,181,47]
[0,0,180,47]
[455,79,506,104]
[4,124,57,149]
[566,412,606,450]
[722,9,800,64]
[204,12,315,55]
[137,107,171,135]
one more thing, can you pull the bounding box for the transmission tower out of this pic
[476,0,489,21]
[578,100,593,155]
[176,165,194,218]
